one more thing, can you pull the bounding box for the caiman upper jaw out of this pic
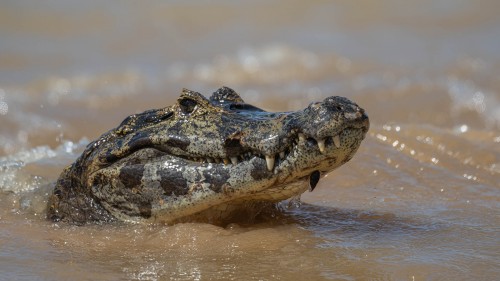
[170,101,368,173]
[90,91,369,175]
[99,95,369,174]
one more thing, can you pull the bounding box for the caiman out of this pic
[47,87,369,224]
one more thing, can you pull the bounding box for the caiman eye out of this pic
[179,98,198,114]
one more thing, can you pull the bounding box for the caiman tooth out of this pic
[317,138,326,153]
[215,158,221,164]
[333,135,341,148]
[206,157,214,163]
[298,133,306,143]
[223,158,230,165]
[230,157,238,165]
[265,154,275,171]
[279,151,285,159]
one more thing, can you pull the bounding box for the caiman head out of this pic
[48,87,369,224]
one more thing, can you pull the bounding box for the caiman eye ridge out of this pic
[47,86,369,225]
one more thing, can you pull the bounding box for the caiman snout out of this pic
[282,96,369,155]
[239,95,370,172]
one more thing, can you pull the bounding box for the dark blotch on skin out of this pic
[201,167,231,193]
[159,169,189,196]
[250,159,272,180]
[128,131,153,151]
[105,153,120,164]
[165,135,190,150]
[309,170,321,192]
[139,202,152,218]
[118,165,144,188]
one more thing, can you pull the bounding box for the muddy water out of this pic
[1,1,499,280]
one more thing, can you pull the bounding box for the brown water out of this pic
[1,1,499,280]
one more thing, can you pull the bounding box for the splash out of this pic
[0,139,88,193]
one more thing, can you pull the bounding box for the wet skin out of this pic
[47,87,369,224]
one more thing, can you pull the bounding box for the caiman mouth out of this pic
[109,123,369,178]
[182,126,367,171]
[94,92,370,179]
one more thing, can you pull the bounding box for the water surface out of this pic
[1,1,499,280]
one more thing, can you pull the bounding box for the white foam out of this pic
[0,139,88,193]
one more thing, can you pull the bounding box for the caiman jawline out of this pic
[153,126,363,172]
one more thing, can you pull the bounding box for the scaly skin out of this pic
[47,87,369,224]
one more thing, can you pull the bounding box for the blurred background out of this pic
[1,0,499,155]
[0,1,499,280]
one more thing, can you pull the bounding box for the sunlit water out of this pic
[1,1,499,280]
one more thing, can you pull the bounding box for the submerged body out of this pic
[47,87,369,224]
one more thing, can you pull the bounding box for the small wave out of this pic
[0,139,88,193]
